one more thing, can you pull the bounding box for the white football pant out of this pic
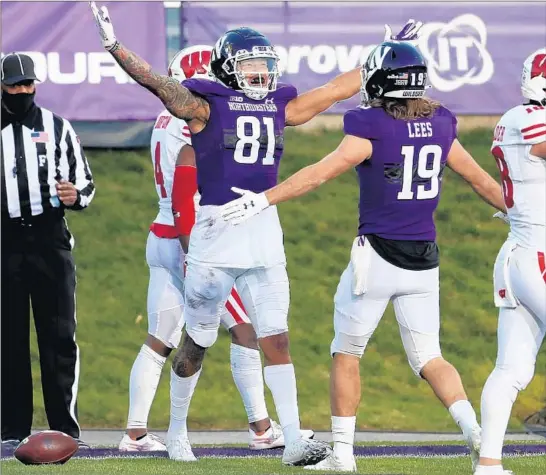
[146,232,250,349]
[480,243,546,460]
[331,239,442,376]
[183,263,289,348]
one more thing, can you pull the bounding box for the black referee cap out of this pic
[1,53,39,86]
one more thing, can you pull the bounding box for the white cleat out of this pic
[118,432,166,452]
[304,453,357,472]
[249,420,315,450]
[282,438,332,466]
[465,425,482,471]
[166,434,197,462]
[474,465,514,475]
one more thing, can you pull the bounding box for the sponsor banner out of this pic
[1,1,166,121]
[183,2,546,114]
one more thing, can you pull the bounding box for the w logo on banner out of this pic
[180,50,212,79]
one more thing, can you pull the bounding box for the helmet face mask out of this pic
[211,28,280,100]
[521,48,546,106]
[361,42,429,104]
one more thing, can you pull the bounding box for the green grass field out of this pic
[26,128,545,431]
[2,455,544,475]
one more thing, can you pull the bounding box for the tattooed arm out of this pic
[89,2,209,123]
[110,43,210,124]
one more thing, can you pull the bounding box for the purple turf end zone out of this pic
[2,444,545,460]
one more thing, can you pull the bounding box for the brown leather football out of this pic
[14,430,78,465]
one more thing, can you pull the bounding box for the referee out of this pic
[1,53,95,448]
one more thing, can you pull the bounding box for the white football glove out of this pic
[384,18,424,45]
[220,187,270,225]
[89,1,118,51]
[493,211,510,225]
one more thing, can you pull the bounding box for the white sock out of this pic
[479,367,519,460]
[168,368,202,438]
[264,364,301,444]
[127,345,166,430]
[332,416,356,460]
[230,344,269,425]
[448,399,479,436]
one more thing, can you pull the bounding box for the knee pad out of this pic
[409,353,443,378]
[183,266,229,348]
[495,363,536,391]
[148,306,184,349]
[330,331,369,358]
[237,266,289,339]
[256,322,288,339]
[403,333,442,377]
[185,312,220,349]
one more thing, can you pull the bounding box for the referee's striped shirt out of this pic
[1,105,95,219]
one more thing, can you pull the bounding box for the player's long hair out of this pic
[369,97,441,120]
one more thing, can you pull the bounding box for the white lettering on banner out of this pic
[418,14,494,92]
[275,45,375,75]
[2,15,493,92]
[0,51,137,85]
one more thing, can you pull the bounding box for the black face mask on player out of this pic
[1,90,36,119]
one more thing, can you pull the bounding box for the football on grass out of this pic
[14,430,78,465]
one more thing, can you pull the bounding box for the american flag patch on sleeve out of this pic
[31,131,49,143]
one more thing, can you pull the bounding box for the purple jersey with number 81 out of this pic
[343,105,458,241]
[182,78,297,206]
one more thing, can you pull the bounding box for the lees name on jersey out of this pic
[407,122,433,138]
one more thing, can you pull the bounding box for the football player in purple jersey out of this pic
[89,1,422,467]
[220,42,506,472]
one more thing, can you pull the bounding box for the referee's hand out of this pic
[56,180,78,206]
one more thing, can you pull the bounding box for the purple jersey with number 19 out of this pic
[182,78,298,206]
[343,105,458,241]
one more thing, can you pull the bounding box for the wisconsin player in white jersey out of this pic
[119,45,312,452]
[475,49,546,475]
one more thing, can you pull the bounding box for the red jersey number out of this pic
[154,142,167,198]
[492,145,514,209]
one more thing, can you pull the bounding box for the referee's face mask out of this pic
[1,82,36,117]
[1,52,39,117]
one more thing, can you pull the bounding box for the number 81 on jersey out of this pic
[234,116,276,165]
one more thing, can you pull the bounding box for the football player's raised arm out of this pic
[446,139,506,212]
[110,44,209,122]
[89,2,208,122]
[284,68,361,126]
[265,135,372,205]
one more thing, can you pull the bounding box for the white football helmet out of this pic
[521,48,546,106]
[168,44,213,82]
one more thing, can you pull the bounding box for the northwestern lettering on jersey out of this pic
[343,105,458,241]
[182,78,297,206]
[227,101,278,113]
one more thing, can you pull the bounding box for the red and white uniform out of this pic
[477,49,546,466]
[146,110,250,348]
[489,103,545,386]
